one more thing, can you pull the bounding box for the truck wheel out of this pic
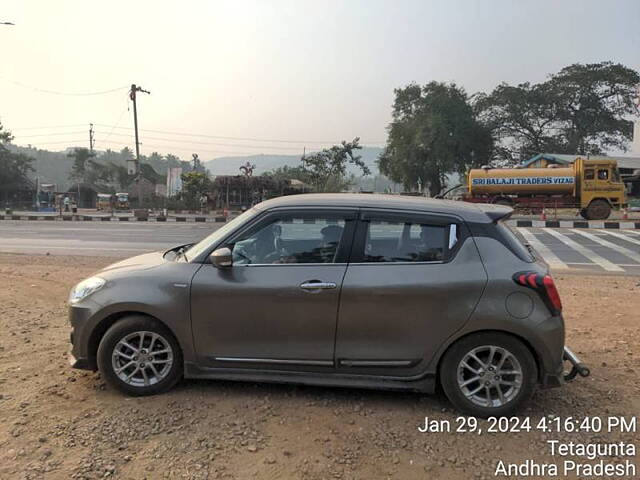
[439,333,537,417]
[585,200,611,220]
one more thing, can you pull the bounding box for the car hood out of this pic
[98,250,167,276]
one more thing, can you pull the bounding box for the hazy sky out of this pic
[1,0,639,160]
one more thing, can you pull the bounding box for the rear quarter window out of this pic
[496,222,535,263]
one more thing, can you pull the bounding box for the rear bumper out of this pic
[541,345,590,389]
[562,346,590,381]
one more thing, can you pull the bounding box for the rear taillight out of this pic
[513,271,563,315]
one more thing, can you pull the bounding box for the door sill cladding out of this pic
[338,359,416,367]
[213,357,333,367]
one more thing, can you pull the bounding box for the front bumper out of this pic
[69,304,98,371]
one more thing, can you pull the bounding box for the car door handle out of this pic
[300,281,337,291]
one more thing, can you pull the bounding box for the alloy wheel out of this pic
[111,331,174,387]
[457,345,523,408]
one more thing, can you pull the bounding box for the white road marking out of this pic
[517,228,568,269]
[544,229,624,272]
[598,230,640,247]
[571,229,640,264]
[566,262,640,267]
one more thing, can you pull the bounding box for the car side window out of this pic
[597,169,609,180]
[363,219,449,263]
[584,169,595,180]
[232,216,347,265]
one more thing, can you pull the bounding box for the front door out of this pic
[335,210,487,376]
[190,209,356,369]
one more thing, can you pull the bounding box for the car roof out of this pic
[255,193,509,223]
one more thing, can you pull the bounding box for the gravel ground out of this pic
[0,253,638,480]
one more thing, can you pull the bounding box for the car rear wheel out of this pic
[440,333,537,417]
[97,315,183,396]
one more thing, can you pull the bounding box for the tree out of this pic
[67,148,95,183]
[0,121,12,143]
[264,165,312,185]
[476,62,640,163]
[301,138,369,192]
[180,171,212,209]
[548,62,640,154]
[0,121,35,200]
[379,82,493,196]
[474,82,561,163]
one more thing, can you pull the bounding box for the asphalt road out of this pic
[0,221,639,275]
[0,221,218,257]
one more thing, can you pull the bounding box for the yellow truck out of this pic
[465,158,626,220]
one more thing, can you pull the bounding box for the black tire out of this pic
[439,332,537,417]
[97,315,183,396]
[494,198,513,207]
[584,199,611,220]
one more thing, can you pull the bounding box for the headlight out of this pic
[69,277,106,304]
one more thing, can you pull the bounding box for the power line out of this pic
[92,139,300,157]
[10,124,89,131]
[12,130,88,138]
[13,137,306,157]
[93,123,386,145]
[93,130,323,151]
[0,77,129,96]
[16,139,86,146]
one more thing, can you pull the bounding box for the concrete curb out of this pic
[506,219,640,229]
[0,215,227,223]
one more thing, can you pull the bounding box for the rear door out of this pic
[334,210,487,376]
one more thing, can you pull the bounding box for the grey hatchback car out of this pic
[68,194,588,416]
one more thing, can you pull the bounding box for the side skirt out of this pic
[184,362,436,394]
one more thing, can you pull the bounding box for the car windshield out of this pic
[183,207,260,261]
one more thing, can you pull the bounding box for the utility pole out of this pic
[129,84,150,208]
[89,123,95,153]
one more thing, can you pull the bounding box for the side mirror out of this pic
[210,247,233,268]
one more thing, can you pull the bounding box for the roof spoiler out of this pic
[478,204,513,222]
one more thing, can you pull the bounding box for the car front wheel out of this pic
[97,315,183,396]
[440,333,537,417]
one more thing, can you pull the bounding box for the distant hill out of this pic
[204,146,384,176]
[7,143,385,190]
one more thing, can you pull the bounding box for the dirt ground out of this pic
[0,253,638,480]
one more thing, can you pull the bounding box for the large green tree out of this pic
[476,62,640,163]
[379,82,493,196]
[301,138,369,192]
[0,122,35,197]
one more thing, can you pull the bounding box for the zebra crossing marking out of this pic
[517,228,568,269]
[570,229,640,265]
[543,229,624,272]
[598,230,640,247]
